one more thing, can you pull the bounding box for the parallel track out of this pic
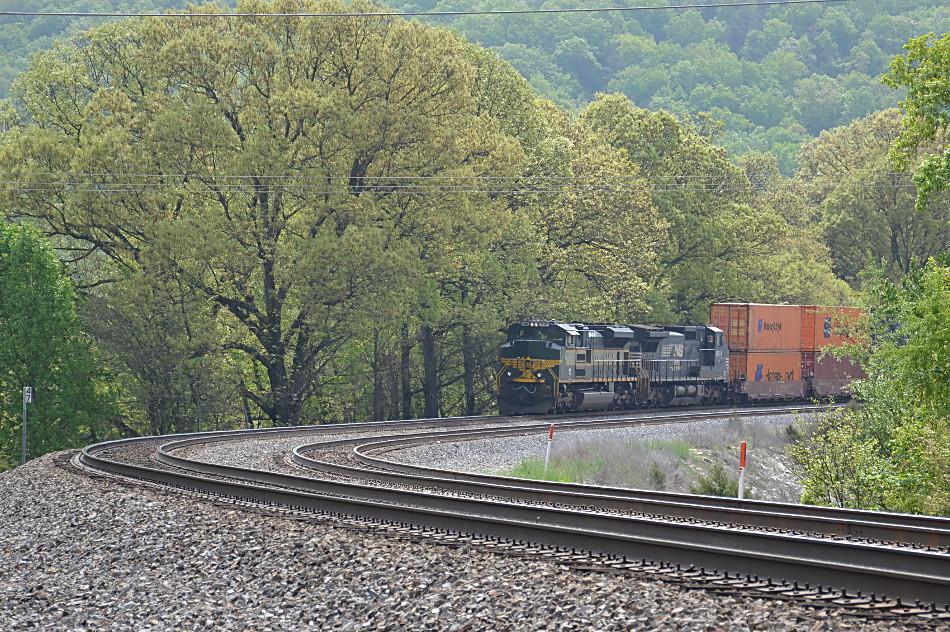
[76,406,950,619]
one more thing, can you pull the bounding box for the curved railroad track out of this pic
[75,405,950,621]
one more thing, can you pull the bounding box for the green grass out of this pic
[642,439,692,461]
[506,456,604,483]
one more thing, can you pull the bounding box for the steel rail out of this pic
[97,406,706,460]
[291,436,950,550]
[79,432,950,609]
[335,424,950,547]
[156,407,950,550]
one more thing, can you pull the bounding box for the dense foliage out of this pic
[0,222,114,467]
[400,0,950,173]
[2,1,950,174]
[0,1,189,99]
[790,257,950,515]
[798,109,950,286]
[884,29,950,209]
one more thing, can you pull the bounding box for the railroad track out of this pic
[75,405,950,620]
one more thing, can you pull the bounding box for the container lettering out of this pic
[755,364,795,381]
[758,319,782,332]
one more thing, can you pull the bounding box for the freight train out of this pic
[496,303,864,415]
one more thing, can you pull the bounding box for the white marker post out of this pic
[737,440,747,499]
[22,386,33,465]
[543,424,555,473]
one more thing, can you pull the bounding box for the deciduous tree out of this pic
[884,29,950,209]
[579,94,784,322]
[0,0,521,426]
[797,109,950,284]
[0,222,113,466]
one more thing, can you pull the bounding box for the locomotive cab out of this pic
[497,320,576,415]
[498,320,646,414]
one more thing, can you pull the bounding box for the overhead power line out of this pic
[0,171,919,195]
[1,171,913,181]
[0,0,859,19]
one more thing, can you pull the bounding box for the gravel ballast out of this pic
[1,451,942,631]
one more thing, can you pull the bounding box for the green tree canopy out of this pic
[0,222,112,466]
[579,94,788,321]
[884,29,950,209]
[5,1,950,175]
[0,0,524,427]
[797,109,950,284]
[515,100,665,323]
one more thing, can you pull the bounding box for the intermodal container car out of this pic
[710,303,802,351]
[729,351,804,400]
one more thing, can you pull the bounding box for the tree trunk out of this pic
[401,322,413,419]
[421,324,440,418]
[372,330,386,421]
[463,322,476,416]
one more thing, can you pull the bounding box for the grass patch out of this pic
[501,438,697,489]
[507,456,604,483]
[643,439,692,461]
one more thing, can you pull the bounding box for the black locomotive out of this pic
[497,319,730,414]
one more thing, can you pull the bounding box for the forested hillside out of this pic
[0,1,192,96]
[404,0,950,173]
[2,1,950,171]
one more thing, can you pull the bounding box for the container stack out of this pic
[710,303,804,400]
[710,303,864,401]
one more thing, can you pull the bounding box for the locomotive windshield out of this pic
[506,321,578,346]
[507,326,562,342]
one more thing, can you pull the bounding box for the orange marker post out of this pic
[738,441,747,499]
[544,424,555,473]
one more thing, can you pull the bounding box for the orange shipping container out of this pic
[729,351,802,382]
[710,303,802,351]
[730,351,804,400]
[801,306,864,351]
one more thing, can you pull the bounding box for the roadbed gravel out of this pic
[1,449,942,631]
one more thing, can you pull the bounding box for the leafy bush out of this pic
[690,463,752,499]
[784,424,802,443]
[649,462,667,490]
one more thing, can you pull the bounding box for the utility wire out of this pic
[0,174,919,195]
[0,0,859,19]
[0,171,916,180]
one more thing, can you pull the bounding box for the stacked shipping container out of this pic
[710,303,864,401]
[710,304,804,400]
[801,306,865,397]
